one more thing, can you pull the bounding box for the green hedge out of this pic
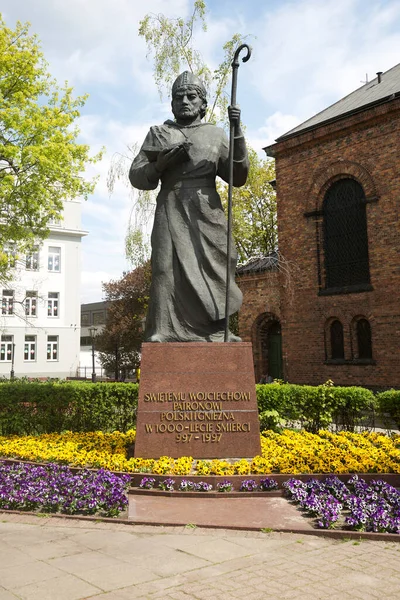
[0,380,388,437]
[0,381,138,435]
[376,390,400,430]
[256,383,376,433]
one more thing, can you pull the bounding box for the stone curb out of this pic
[1,506,399,543]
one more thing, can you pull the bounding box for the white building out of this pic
[0,200,87,379]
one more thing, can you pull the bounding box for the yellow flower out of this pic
[0,429,398,475]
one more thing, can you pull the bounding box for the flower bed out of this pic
[283,475,400,533]
[0,461,130,517]
[139,476,275,493]
[0,431,137,472]
[0,430,399,476]
[132,476,282,498]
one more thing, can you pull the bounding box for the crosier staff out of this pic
[224,43,252,342]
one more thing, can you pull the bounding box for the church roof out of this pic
[236,252,278,275]
[277,62,400,141]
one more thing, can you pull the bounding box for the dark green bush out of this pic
[256,382,335,432]
[331,386,376,431]
[256,383,376,433]
[376,390,400,430]
[258,409,286,431]
[0,381,138,435]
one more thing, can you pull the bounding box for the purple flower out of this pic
[0,461,130,517]
[158,478,175,491]
[139,477,155,489]
[178,480,212,492]
[194,481,213,492]
[283,474,400,534]
[179,479,196,491]
[217,480,234,492]
[259,477,278,491]
[240,479,258,492]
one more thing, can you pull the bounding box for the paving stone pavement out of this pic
[0,513,399,599]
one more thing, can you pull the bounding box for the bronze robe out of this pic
[129,120,248,342]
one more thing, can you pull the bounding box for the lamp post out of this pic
[10,342,15,380]
[89,327,97,383]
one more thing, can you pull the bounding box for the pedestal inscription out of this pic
[134,342,261,459]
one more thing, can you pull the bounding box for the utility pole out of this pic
[89,327,98,383]
[10,342,15,380]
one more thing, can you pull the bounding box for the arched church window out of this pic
[323,179,370,289]
[356,318,372,359]
[330,320,344,359]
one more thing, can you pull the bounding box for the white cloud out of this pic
[80,270,114,303]
[5,0,190,88]
[247,0,400,121]
[248,112,301,153]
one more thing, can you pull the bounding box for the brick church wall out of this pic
[267,98,400,387]
[237,270,281,339]
[236,270,281,381]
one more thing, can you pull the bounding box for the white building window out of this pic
[26,247,39,271]
[2,290,14,315]
[47,335,58,361]
[25,291,38,317]
[47,292,59,317]
[48,247,61,272]
[0,335,13,362]
[24,335,36,361]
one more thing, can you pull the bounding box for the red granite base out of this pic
[128,494,314,531]
[134,342,261,459]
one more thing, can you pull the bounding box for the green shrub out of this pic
[331,386,376,431]
[256,382,334,432]
[258,409,286,432]
[256,383,303,422]
[256,383,376,433]
[376,390,400,430]
[0,381,138,435]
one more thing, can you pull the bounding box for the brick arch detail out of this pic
[324,316,346,361]
[321,308,348,325]
[251,312,280,342]
[321,308,375,327]
[306,160,379,213]
[350,315,374,360]
[350,314,374,327]
[251,312,281,383]
[323,315,345,344]
[324,315,344,330]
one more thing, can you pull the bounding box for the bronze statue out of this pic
[129,71,249,342]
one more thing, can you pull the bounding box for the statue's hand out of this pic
[155,146,188,172]
[228,104,241,126]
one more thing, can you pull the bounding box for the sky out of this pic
[2,0,400,302]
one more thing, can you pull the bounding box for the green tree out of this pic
[138,0,244,125]
[95,263,151,379]
[0,16,102,279]
[218,148,277,261]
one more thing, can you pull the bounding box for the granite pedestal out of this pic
[134,342,261,459]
